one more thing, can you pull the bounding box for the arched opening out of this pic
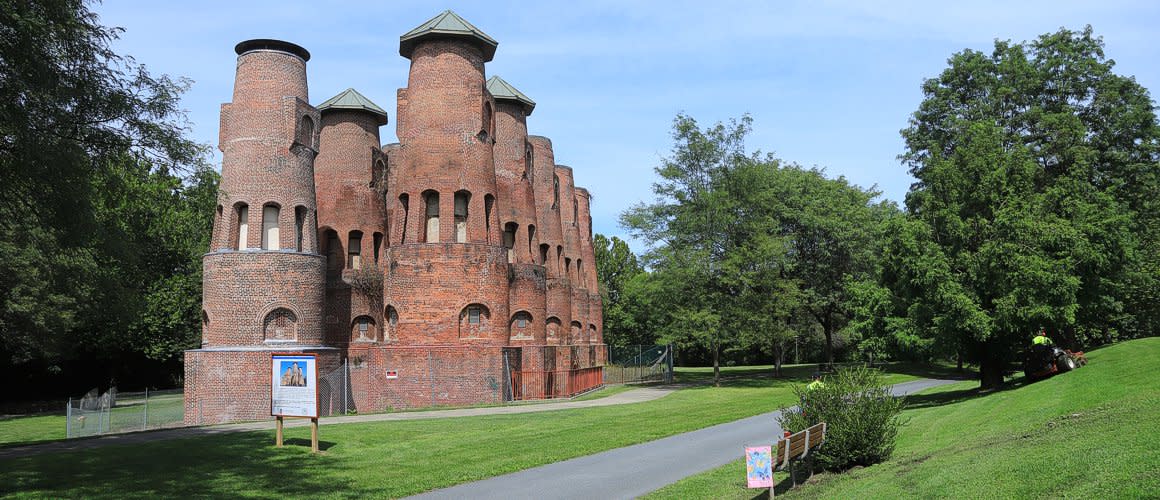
[524,142,534,180]
[373,232,383,264]
[201,310,210,345]
[588,324,597,344]
[572,199,578,227]
[552,175,560,209]
[234,203,249,250]
[262,204,280,250]
[398,194,410,244]
[527,225,536,258]
[479,101,493,142]
[565,257,572,280]
[298,115,314,147]
[539,244,550,266]
[570,321,582,344]
[323,229,341,271]
[263,308,298,341]
[459,304,490,339]
[577,259,583,285]
[294,206,307,252]
[347,230,363,270]
[503,222,517,263]
[454,191,470,243]
[510,311,532,338]
[546,317,561,339]
[385,305,398,341]
[556,246,563,275]
[484,194,495,243]
[214,205,223,248]
[422,190,439,243]
[352,315,376,342]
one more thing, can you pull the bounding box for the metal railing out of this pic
[508,366,605,401]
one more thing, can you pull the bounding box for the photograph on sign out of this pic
[745,445,774,488]
[271,354,318,417]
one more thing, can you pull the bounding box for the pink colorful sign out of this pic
[745,445,774,488]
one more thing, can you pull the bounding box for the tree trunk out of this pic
[712,342,720,387]
[979,355,1005,390]
[956,350,963,372]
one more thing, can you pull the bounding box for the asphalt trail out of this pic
[407,378,959,500]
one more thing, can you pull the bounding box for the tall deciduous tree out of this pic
[621,113,756,385]
[0,0,209,393]
[899,26,1159,388]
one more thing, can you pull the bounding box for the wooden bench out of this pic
[774,422,827,487]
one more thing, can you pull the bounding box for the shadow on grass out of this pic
[876,362,971,381]
[0,431,374,498]
[904,377,1031,410]
[282,438,337,451]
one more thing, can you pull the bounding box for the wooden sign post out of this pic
[271,353,320,453]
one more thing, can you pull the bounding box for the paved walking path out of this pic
[0,386,677,460]
[407,378,961,500]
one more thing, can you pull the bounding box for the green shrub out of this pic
[778,366,906,471]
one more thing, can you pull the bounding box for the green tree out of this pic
[621,113,757,385]
[593,234,645,346]
[899,27,1159,388]
[0,0,207,391]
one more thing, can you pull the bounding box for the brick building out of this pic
[185,11,604,425]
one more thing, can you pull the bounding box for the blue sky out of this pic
[93,1,1160,252]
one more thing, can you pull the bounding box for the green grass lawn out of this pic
[0,415,65,447]
[0,370,818,498]
[0,391,185,448]
[646,337,1160,499]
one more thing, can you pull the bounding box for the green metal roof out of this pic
[399,10,498,62]
[486,76,535,115]
[317,88,388,126]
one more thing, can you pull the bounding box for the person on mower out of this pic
[806,372,825,392]
[1032,328,1053,346]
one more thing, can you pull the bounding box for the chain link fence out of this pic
[66,387,184,438]
[605,344,674,384]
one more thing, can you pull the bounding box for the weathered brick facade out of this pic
[186,11,604,424]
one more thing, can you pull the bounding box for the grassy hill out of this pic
[648,337,1160,498]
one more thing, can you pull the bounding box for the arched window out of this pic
[503,222,517,263]
[348,230,363,270]
[570,321,582,343]
[565,257,572,279]
[324,229,341,271]
[479,102,493,142]
[552,175,560,209]
[298,115,314,147]
[398,194,410,244]
[588,324,598,344]
[263,308,297,341]
[539,244,550,266]
[385,305,398,341]
[527,225,536,257]
[557,246,563,275]
[572,199,578,227]
[546,317,561,339]
[214,205,223,249]
[423,190,439,243]
[201,310,210,345]
[524,142,534,180]
[235,203,249,250]
[454,191,470,243]
[510,311,532,338]
[577,259,583,285]
[262,204,280,250]
[294,206,307,252]
[373,232,383,264]
[459,304,490,339]
[484,194,495,243]
[352,315,376,342]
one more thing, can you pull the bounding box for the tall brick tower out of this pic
[187,39,333,424]
[530,136,571,346]
[576,187,603,345]
[488,76,546,345]
[314,89,390,346]
[556,165,587,345]
[386,11,508,345]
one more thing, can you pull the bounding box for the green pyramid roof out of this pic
[486,76,535,115]
[317,88,388,126]
[399,10,498,62]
